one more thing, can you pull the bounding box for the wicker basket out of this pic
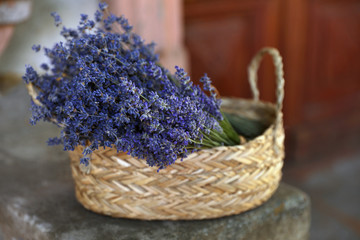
[68,47,285,220]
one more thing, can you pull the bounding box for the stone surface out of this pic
[284,155,360,240]
[0,87,311,240]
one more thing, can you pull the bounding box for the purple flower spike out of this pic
[32,44,41,52]
[99,2,108,11]
[51,12,62,27]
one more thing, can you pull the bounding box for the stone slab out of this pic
[284,155,360,240]
[0,87,311,240]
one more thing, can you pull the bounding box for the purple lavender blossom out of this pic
[94,10,103,22]
[32,44,41,52]
[50,12,62,27]
[24,3,239,170]
[40,63,49,71]
[99,2,108,11]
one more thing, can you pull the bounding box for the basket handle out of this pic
[247,47,285,153]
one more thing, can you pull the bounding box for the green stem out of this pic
[201,131,221,146]
[209,129,233,146]
[189,139,214,148]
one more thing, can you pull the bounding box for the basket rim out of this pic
[210,98,280,150]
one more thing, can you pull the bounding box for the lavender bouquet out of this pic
[23,3,240,171]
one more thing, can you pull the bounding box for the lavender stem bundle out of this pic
[23,2,240,170]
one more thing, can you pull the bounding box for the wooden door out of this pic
[184,0,360,163]
[184,0,281,100]
[289,0,360,161]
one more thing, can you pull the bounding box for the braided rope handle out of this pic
[247,47,285,153]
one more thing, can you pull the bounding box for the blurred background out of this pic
[0,0,359,239]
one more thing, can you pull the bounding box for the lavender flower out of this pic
[50,12,62,27]
[99,2,108,11]
[24,3,239,170]
[32,44,41,52]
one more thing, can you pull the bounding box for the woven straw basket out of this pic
[68,47,285,220]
